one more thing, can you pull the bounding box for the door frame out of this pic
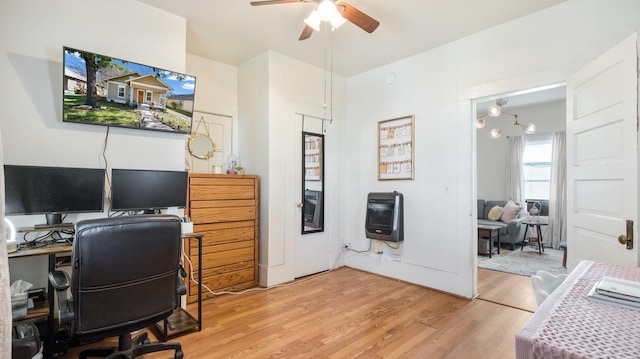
[460,67,573,296]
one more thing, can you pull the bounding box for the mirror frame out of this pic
[302,131,325,234]
[187,134,216,160]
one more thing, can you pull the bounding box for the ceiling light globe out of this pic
[304,10,321,31]
[487,104,501,117]
[317,0,337,21]
[524,123,536,134]
[476,118,486,129]
[330,13,346,29]
[489,128,502,139]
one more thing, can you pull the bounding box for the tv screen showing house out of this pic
[63,46,196,134]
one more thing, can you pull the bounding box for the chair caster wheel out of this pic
[175,350,184,359]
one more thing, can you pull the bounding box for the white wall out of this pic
[0,0,187,230]
[342,0,640,297]
[477,99,566,200]
[239,51,345,286]
[0,0,238,287]
[186,52,239,157]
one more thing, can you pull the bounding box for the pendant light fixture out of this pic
[476,98,536,138]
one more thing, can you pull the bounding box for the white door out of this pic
[566,33,639,270]
[289,111,332,279]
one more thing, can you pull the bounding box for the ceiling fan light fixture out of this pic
[476,117,486,129]
[304,10,321,31]
[317,0,337,21]
[330,12,346,30]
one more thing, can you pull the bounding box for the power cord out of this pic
[346,239,373,254]
[181,245,349,297]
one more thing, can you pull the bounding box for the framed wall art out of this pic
[378,115,415,180]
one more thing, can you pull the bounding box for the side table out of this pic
[154,233,203,341]
[477,224,501,258]
[520,221,547,254]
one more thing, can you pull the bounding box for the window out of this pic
[117,85,125,98]
[523,139,552,200]
[146,91,152,102]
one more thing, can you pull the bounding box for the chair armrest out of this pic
[48,270,70,290]
[48,270,74,326]
[176,265,187,297]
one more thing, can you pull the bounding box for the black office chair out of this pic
[49,215,185,359]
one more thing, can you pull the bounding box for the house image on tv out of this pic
[166,93,194,112]
[64,67,87,96]
[105,72,172,110]
[64,67,108,97]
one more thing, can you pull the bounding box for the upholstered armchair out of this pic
[49,215,184,359]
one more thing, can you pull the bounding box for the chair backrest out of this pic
[71,215,182,338]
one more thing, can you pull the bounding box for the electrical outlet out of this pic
[391,254,401,262]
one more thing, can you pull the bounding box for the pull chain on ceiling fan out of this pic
[250,0,380,40]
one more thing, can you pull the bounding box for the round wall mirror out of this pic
[188,134,216,159]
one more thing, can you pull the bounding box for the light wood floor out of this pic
[59,267,534,359]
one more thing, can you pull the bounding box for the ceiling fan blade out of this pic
[337,2,380,33]
[250,0,303,6]
[299,25,314,41]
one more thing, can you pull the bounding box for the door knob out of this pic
[296,203,304,208]
[618,219,634,250]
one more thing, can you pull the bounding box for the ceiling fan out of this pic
[250,0,380,40]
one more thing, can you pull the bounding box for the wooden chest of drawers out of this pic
[184,174,259,303]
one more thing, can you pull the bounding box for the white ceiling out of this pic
[138,0,566,77]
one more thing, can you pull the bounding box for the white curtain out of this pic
[548,131,566,250]
[505,136,525,203]
[0,131,10,358]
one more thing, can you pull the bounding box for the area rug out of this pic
[477,247,567,277]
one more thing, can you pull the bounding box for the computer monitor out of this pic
[4,165,106,228]
[110,169,187,213]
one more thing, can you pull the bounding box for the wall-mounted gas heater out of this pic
[365,191,404,242]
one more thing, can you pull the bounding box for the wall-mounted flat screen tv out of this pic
[63,46,196,134]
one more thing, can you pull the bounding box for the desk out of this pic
[516,260,640,358]
[9,241,73,317]
[9,238,73,358]
[9,227,75,320]
[520,221,546,254]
